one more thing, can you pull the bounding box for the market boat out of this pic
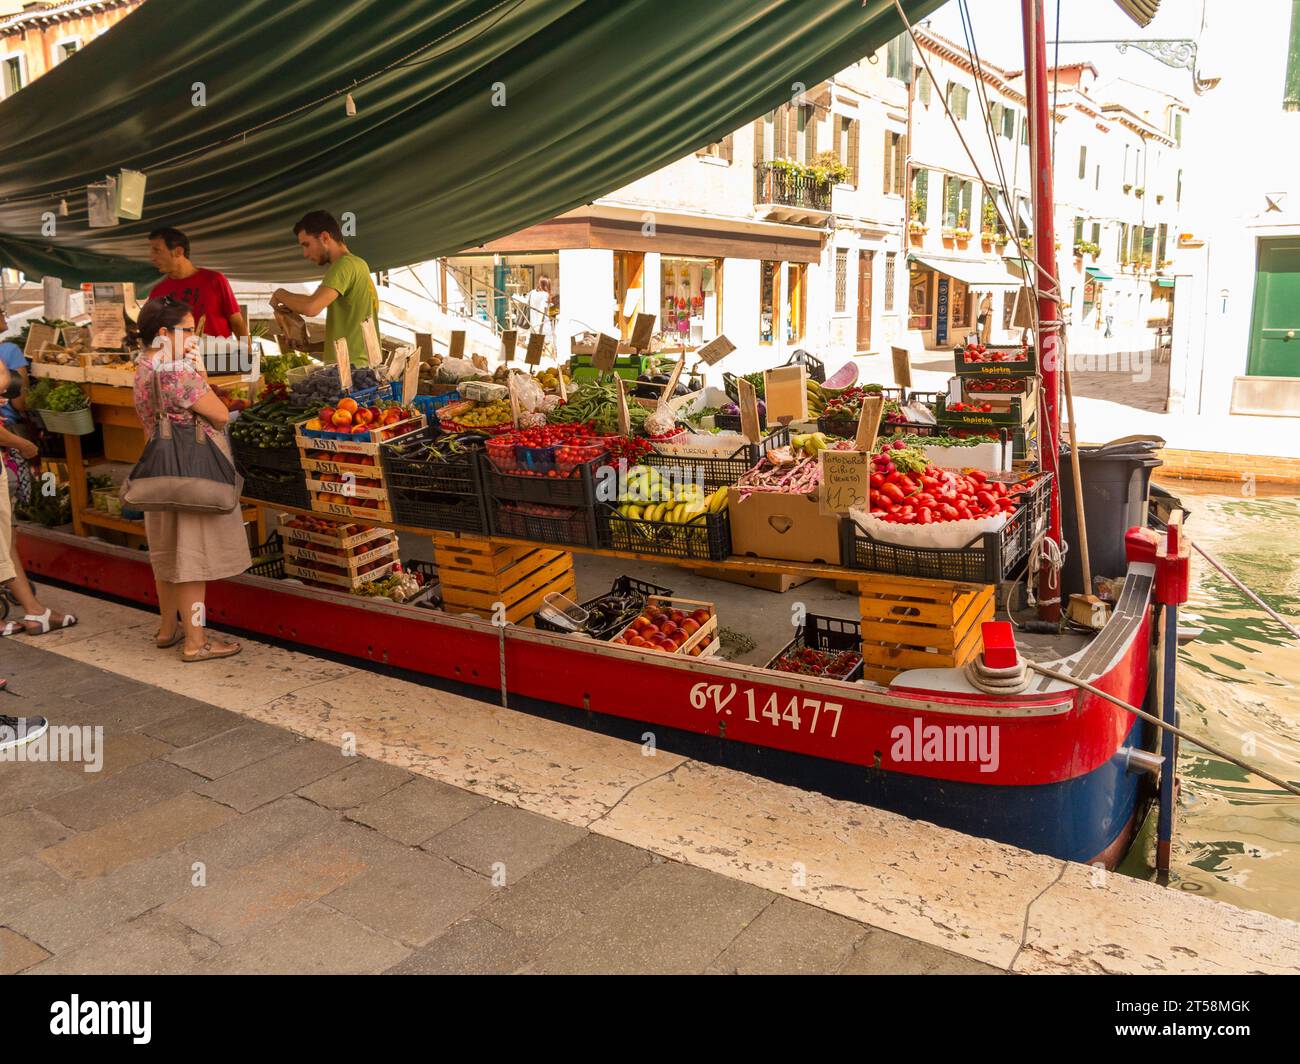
[9,0,1184,868]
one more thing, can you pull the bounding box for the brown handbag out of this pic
[120,365,243,514]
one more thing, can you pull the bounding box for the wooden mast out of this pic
[1022,0,1063,621]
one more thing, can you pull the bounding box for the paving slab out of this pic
[838,927,1003,975]
[385,917,534,975]
[36,792,237,881]
[345,775,491,845]
[195,738,346,812]
[422,802,586,882]
[142,703,246,749]
[200,903,411,975]
[36,759,205,832]
[178,795,339,875]
[68,731,173,780]
[705,895,870,975]
[26,912,221,976]
[0,806,74,856]
[0,927,51,974]
[0,854,71,924]
[525,859,772,975]
[164,720,300,780]
[321,846,494,947]
[296,758,413,810]
[0,760,85,818]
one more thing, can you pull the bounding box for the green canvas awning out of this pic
[0,0,943,286]
[1154,276,1175,287]
[1086,266,1114,282]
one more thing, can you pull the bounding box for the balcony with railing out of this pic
[754,161,833,224]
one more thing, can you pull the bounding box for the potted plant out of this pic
[1072,240,1101,260]
[1155,194,1164,204]
[31,380,94,435]
[954,210,972,245]
[1134,186,1145,198]
[980,201,998,248]
[1122,183,1133,194]
[908,220,927,244]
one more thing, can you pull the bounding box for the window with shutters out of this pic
[917,71,932,106]
[884,253,896,312]
[883,130,905,196]
[834,249,848,313]
[1173,111,1184,146]
[1078,145,1087,180]
[1002,106,1015,139]
[1286,0,1300,111]
[943,175,973,229]
[838,117,860,187]
[1118,222,1130,262]
[1074,217,1084,244]
[1095,163,1101,191]
[946,82,969,120]
[1090,222,1101,246]
[885,34,913,82]
[1156,224,1168,265]
[1176,168,1183,206]
[696,134,733,163]
[910,167,929,224]
[1140,226,1155,267]
[1,56,23,98]
[1021,113,1030,145]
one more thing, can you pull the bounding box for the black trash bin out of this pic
[1057,436,1163,599]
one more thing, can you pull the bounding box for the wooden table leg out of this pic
[64,432,87,538]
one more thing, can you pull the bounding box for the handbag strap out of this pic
[148,358,209,446]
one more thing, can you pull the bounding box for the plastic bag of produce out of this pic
[644,403,677,438]
[847,506,1008,549]
[435,358,481,383]
[511,374,545,413]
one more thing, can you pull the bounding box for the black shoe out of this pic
[0,714,49,753]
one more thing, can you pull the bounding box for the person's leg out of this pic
[176,580,238,657]
[4,532,74,632]
[155,577,181,643]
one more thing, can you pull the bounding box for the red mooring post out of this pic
[1022,0,1064,622]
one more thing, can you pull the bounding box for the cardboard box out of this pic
[728,491,842,566]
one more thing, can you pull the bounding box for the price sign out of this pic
[737,377,761,443]
[592,332,619,374]
[415,332,434,362]
[448,330,466,361]
[361,318,382,367]
[615,376,632,435]
[696,334,736,366]
[628,312,656,352]
[403,348,421,405]
[891,346,913,389]
[333,338,353,392]
[820,450,872,514]
[661,352,685,400]
[24,322,58,360]
[500,329,518,363]
[855,395,885,453]
[763,365,808,424]
[524,332,545,366]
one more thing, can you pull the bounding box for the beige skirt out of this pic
[143,436,252,584]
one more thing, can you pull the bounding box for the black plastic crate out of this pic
[767,614,864,681]
[380,426,481,497]
[953,343,1037,377]
[598,504,731,561]
[534,574,675,639]
[722,371,762,403]
[839,473,1053,583]
[231,409,305,475]
[389,483,488,533]
[785,348,826,383]
[246,532,285,579]
[240,466,311,510]
[714,411,765,433]
[481,453,603,507]
[643,426,789,492]
[490,500,600,547]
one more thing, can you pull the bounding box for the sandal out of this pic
[156,630,184,649]
[7,609,77,636]
[181,640,241,663]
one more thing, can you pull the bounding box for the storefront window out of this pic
[908,266,932,330]
[661,257,721,347]
[760,260,779,344]
[950,281,970,330]
[446,255,559,331]
[786,263,807,343]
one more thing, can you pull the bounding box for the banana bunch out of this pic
[791,431,831,457]
[616,486,729,526]
[618,465,673,504]
[806,379,826,416]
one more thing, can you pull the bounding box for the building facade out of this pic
[1170,0,1300,418]
[0,0,141,96]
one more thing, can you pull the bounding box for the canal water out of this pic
[1120,483,1300,921]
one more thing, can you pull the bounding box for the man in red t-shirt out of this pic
[147,227,246,338]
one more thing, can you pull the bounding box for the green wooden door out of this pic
[1246,238,1300,377]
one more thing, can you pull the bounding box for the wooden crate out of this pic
[29,357,89,382]
[283,537,396,573]
[433,531,575,625]
[857,576,994,683]
[285,557,397,589]
[294,413,424,456]
[305,475,388,501]
[277,514,393,551]
[306,495,394,522]
[646,595,718,657]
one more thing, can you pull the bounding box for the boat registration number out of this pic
[689,682,843,738]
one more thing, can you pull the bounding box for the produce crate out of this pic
[610,595,718,657]
[952,343,1037,377]
[305,473,388,501]
[481,455,603,508]
[285,557,398,590]
[283,536,397,573]
[276,513,393,551]
[839,472,1052,583]
[962,376,1035,399]
[935,385,1036,427]
[489,500,599,548]
[767,614,865,682]
[233,433,303,476]
[785,348,826,384]
[714,412,765,433]
[568,353,650,383]
[29,357,90,382]
[817,414,937,440]
[432,531,575,625]
[643,426,790,492]
[533,575,674,640]
[410,391,461,420]
[598,504,731,561]
[246,532,285,580]
[294,410,424,452]
[381,427,483,495]
[305,495,394,523]
[240,466,311,510]
[856,576,995,685]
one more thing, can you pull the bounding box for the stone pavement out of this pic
[0,639,994,975]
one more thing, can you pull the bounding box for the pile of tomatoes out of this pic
[959,342,1029,364]
[946,401,995,413]
[967,378,1026,393]
[869,464,1032,525]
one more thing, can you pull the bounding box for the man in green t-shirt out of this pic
[271,210,380,366]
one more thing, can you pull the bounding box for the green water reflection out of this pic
[1121,484,1300,920]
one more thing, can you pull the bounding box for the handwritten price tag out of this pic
[820,449,871,514]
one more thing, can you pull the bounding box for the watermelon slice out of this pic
[821,362,859,395]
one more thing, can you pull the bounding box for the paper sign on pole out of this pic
[855,395,885,453]
[334,339,353,392]
[737,377,761,444]
[448,330,466,361]
[820,450,872,514]
[500,329,518,363]
[23,322,58,360]
[891,346,913,389]
[660,352,685,400]
[524,332,545,366]
[629,312,656,352]
[615,376,632,436]
[763,365,808,424]
[415,332,434,362]
[402,349,421,405]
[361,318,382,367]
[592,333,619,374]
[696,334,736,366]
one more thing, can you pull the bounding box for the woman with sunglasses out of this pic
[133,297,250,661]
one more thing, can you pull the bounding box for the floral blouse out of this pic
[133,356,222,443]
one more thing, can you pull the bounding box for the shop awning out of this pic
[909,254,1023,287]
[1153,276,1175,287]
[0,0,944,286]
[1086,266,1114,282]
